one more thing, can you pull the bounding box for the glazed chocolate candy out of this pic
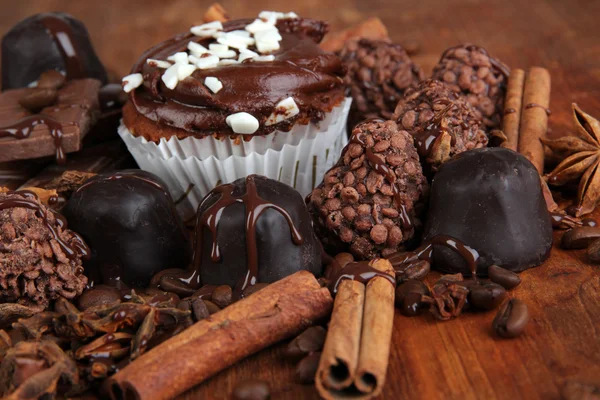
[423,147,552,274]
[62,170,191,288]
[2,12,107,90]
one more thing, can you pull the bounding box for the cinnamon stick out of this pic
[518,67,551,174]
[320,17,389,53]
[316,259,395,399]
[107,271,333,400]
[203,3,229,23]
[501,68,525,151]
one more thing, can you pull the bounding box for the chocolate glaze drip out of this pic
[504,108,516,115]
[0,191,90,260]
[0,115,68,165]
[128,18,345,137]
[412,103,456,159]
[39,15,85,80]
[348,131,414,231]
[328,260,396,294]
[388,234,480,277]
[170,175,305,298]
[525,103,551,116]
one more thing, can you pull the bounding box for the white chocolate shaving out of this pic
[121,73,143,93]
[265,97,300,126]
[226,112,260,134]
[204,77,223,93]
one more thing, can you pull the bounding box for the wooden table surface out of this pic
[2,0,600,399]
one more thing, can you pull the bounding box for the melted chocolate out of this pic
[388,234,480,277]
[128,18,345,137]
[39,15,85,80]
[0,115,68,165]
[525,103,551,116]
[329,260,396,294]
[0,191,90,260]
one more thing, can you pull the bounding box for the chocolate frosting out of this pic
[127,18,345,138]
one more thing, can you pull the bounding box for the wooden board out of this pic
[1,0,600,399]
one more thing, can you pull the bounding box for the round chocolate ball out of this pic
[423,147,552,274]
[194,175,322,289]
[62,170,191,288]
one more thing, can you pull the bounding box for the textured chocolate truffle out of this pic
[393,79,488,169]
[340,38,423,129]
[308,120,428,259]
[192,175,322,292]
[423,147,552,274]
[431,44,509,130]
[0,191,88,310]
[2,12,107,90]
[62,170,190,288]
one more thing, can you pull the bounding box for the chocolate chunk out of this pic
[62,170,191,288]
[339,38,423,129]
[393,79,488,170]
[193,175,322,292]
[432,44,509,131]
[2,12,107,90]
[424,148,552,274]
[0,79,101,164]
[308,120,428,259]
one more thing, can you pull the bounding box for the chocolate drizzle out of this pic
[39,15,85,80]
[388,234,480,277]
[525,102,551,116]
[412,103,455,159]
[187,175,305,298]
[328,260,395,294]
[0,191,90,260]
[0,115,68,165]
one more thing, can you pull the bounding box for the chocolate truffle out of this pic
[432,44,509,131]
[393,79,488,170]
[339,38,423,129]
[192,175,322,292]
[308,120,428,259]
[423,147,552,274]
[0,191,88,310]
[2,12,107,90]
[62,170,190,288]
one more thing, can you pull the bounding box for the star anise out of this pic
[543,103,600,216]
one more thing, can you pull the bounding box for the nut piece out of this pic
[432,44,509,130]
[339,38,423,128]
[492,299,529,338]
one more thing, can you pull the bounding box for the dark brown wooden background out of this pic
[2,0,600,399]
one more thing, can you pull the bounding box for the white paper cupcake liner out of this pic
[118,98,352,161]
[119,99,351,220]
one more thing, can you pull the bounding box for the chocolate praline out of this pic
[2,12,107,90]
[62,170,191,288]
[192,175,322,290]
[423,147,552,274]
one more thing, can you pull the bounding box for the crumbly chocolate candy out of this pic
[431,44,509,130]
[0,191,88,310]
[340,38,423,129]
[393,79,488,169]
[308,120,428,259]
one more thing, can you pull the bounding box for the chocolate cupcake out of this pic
[118,12,351,218]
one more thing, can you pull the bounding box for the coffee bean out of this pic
[19,88,57,112]
[191,298,210,321]
[242,283,269,297]
[488,265,521,290]
[232,379,270,400]
[37,70,66,90]
[395,279,430,316]
[396,259,430,282]
[492,299,529,338]
[177,299,191,312]
[561,227,600,249]
[202,300,221,314]
[469,282,506,310]
[295,352,321,384]
[158,276,196,297]
[77,285,121,310]
[587,238,600,263]
[211,285,232,308]
[283,326,327,360]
